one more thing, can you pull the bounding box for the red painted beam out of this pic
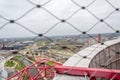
[55,66,120,79]
[8,59,58,80]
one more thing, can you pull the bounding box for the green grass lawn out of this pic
[14,55,23,59]
[15,60,26,70]
[46,61,54,66]
[36,41,43,46]
[9,55,26,70]
[5,61,15,67]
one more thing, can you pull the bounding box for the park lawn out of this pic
[5,61,15,67]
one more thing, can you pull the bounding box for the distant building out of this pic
[1,41,34,50]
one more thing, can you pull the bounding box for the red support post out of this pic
[98,34,102,43]
[44,62,47,78]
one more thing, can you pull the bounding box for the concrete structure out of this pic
[53,38,120,80]
[0,57,8,80]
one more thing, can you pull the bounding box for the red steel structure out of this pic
[8,58,120,80]
[8,58,62,80]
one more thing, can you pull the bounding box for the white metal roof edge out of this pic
[53,38,120,80]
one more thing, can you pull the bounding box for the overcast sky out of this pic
[0,0,120,38]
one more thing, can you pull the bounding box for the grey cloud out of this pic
[0,0,120,38]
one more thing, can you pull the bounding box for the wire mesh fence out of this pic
[0,0,120,80]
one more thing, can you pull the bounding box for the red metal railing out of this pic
[55,66,120,80]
